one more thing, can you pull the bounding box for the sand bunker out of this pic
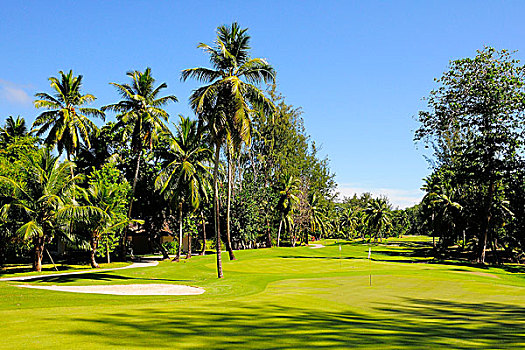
[309,243,325,249]
[16,283,205,295]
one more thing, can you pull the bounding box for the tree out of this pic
[67,163,131,267]
[155,116,212,262]
[364,198,392,242]
[102,68,177,256]
[33,70,104,161]
[276,173,300,247]
[0,148,79,271]
[182,23,276,277]
[416,47,525,263]
[0,116,29,144]
[307,193,326,243]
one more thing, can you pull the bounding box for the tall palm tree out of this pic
[182,23,276,275]
[102,68,177,255]
[276,173,300,247]
[33,70,104,161]
[155,116,212,262]
[364,198,392,242]
[0,148,80,271]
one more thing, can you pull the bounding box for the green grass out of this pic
[2,236,525,349]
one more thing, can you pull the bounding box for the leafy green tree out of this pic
[416,47,525,262]
[33,70,104,161]
[182,23,276,276]
[0,148,78,271]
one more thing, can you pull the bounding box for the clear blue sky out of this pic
[2,1,525,208]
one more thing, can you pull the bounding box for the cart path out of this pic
[0,261,159,282]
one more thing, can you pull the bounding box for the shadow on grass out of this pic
[31,273,193,284]
[0,265,85,276]
[63,298,525,349]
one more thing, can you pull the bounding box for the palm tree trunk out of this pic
[213,143,223,278]
[106,236,111,264]
[121,147,143,260]
[277,219,283,247]
[90,236,100,268]
[201,211,207,256]
[174,203,182,262]
[186,232,192,259]
[33,236,44,272]
[266,218,272,248]
[225,151,236,260]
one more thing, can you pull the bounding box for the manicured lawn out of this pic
[1,236,525,349]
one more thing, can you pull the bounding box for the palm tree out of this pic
[276,173,300,247]
[428,181,463,247]
[341,208,358,239]
[33,70,104,161]
[62,171,131,268]
[307,193,326,243]
[102,68,177,255]
[0,148,79,271]
[155,116,212,262]
[364,198,392,242]
[0,116,29,144]
[182,23,276,275]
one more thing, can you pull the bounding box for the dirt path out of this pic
[0,261,159,282]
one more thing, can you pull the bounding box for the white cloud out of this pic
[0,79,32,106]
[337,183,423,209]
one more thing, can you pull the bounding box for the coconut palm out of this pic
[182,23,276,275]
[102,68,178,203]
[0,148,80,271]
[61,168,131,268]
[364,198,392,242]
[0,116,29,144]
[32,70,104,161]
[102,68,177,255]
[155,116,212,262]
[341,208,359,239]
[276,173,300,247]
[307,193,326,243]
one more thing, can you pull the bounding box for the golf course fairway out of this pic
[1,236,524,349]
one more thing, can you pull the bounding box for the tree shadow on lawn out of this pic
[30,272,193,284]
[63,298,525,349]
[0,264,86,276]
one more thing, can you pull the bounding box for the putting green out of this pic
[1,236,525,349]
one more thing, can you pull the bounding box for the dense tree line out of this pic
[5,28,520,276]
[0,23,340,277]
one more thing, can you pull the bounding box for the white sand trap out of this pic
[16,283,205,295]
[309,243,325,249]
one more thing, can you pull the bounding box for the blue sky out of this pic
[2,1,525,208]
